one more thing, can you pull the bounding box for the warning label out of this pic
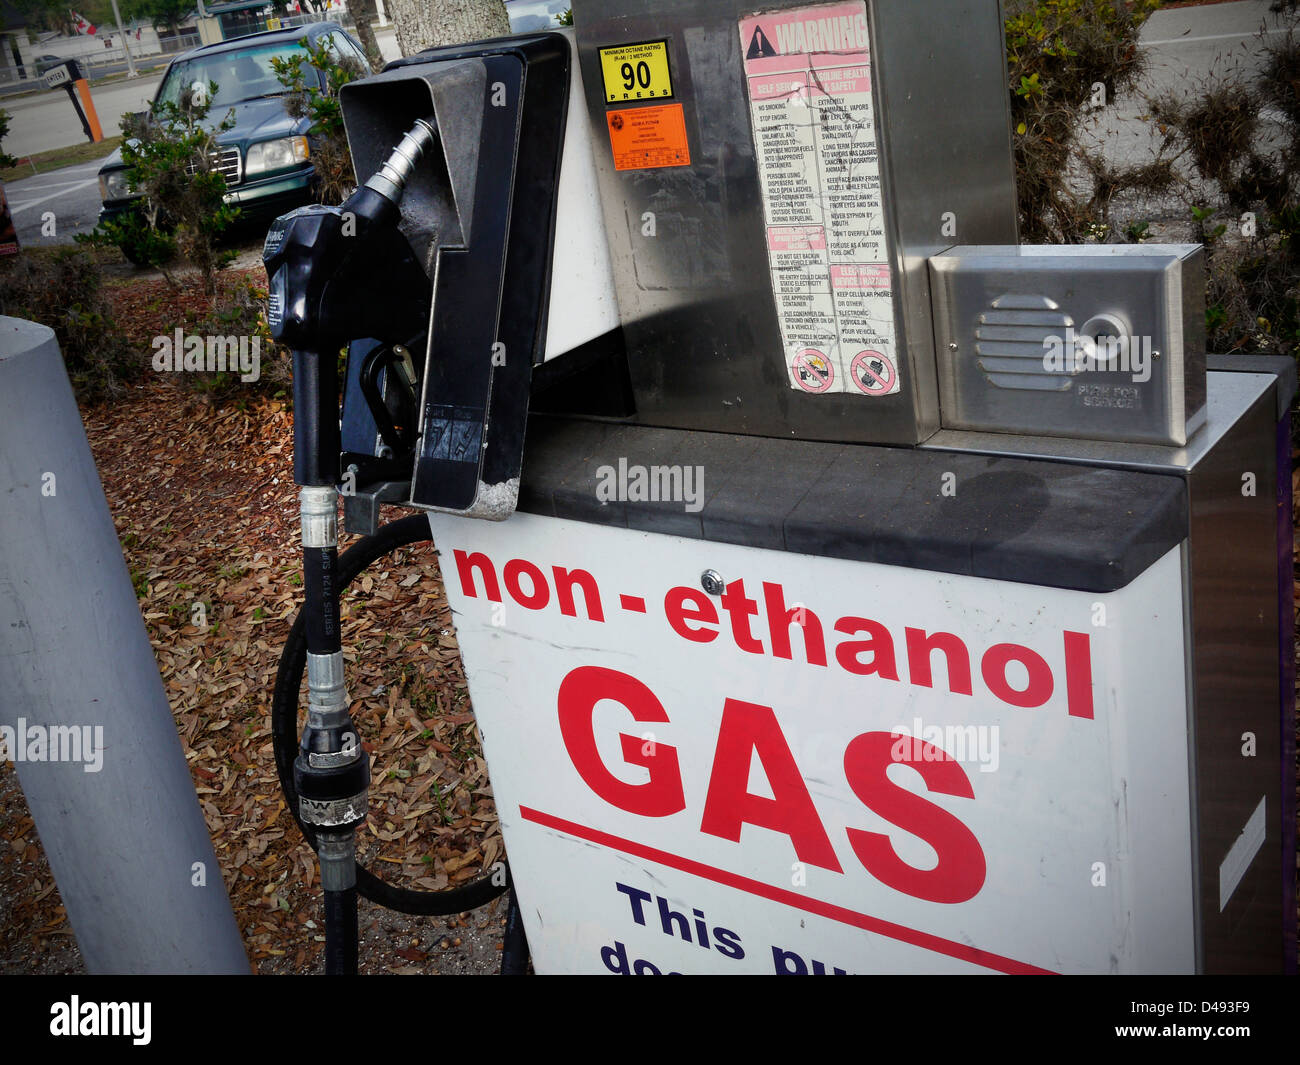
[607,103,691,172]
[739,1,899,396]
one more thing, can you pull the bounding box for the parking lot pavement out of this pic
[1,74,162,159]
[3,158,107,248]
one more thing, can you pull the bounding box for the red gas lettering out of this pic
[557,666,685,816]
[699,699,843,872]
[982,642,1053,708]
[843,731,985,904]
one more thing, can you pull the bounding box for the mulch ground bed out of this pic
[0,266,508,975]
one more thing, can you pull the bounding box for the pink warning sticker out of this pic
[742,1,897,398]
[748,71,809,102]
[830,263,892,289]
[769,226,828,253]
[741,2,871,76]
[849,349,899,396]
[792,348,836,393]
[808,66,871,96]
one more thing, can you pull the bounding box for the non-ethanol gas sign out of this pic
[428,513,1196,974]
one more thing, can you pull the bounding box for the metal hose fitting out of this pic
[365,117,438,205]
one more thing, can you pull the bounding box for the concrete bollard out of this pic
[0,317,248,974]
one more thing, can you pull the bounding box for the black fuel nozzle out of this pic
[264,118,438,488]
[263,118,438,358]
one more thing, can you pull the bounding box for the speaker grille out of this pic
[975,293,1075,392]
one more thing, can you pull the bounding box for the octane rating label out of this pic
[599,40,674,103]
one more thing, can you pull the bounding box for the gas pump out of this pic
[268,2,1295,975]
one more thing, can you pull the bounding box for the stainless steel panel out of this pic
[868,0,1021,441]
[921,371,1271,475]
[1185,386,1283,972]
[571,0,1018,444]
[929,244,1206,445]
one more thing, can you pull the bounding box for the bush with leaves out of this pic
[1005,0,1163,242]
[83,83,240,299]
[1143,20,1300,358]
[0,109,18,170]
[89,200,179,270]
[0,249,139,400]
[271,39,365,206]
[182,276,294,404]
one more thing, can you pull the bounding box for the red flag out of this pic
[69,10,98,35]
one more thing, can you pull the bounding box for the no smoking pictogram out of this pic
[792,348,834,393]
[850,350,897,396]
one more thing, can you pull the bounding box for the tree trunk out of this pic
[343,0,385,72]
[387,0,510,57]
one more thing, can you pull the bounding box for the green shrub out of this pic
[1004,0,1163,242]
[0,250,139,400]
[181,278,293,404]
[82,83,239,298]
[272,39,365,206]
[90,205,179,269]
[0,109,18,170]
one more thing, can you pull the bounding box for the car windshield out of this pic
[155,42,308,110]
[506,0,569,31]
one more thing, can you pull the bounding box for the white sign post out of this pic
[43,63,71,89]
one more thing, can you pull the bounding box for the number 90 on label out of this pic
[599,40,674,103]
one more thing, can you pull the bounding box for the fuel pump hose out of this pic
[266,118,440,974]
[271,515,512,918]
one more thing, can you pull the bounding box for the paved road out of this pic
[1141,0,1291,82]
[4,158,106,249]
[1,74,163,158]
[1075,0,1293,206]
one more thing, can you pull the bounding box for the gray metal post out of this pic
[0,318,248,974]
[108,0,139,79]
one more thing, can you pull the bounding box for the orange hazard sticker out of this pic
[607,103,691,171]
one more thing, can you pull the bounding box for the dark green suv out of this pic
[96,22,369,232]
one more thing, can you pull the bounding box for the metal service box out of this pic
[930,245,1208,445]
